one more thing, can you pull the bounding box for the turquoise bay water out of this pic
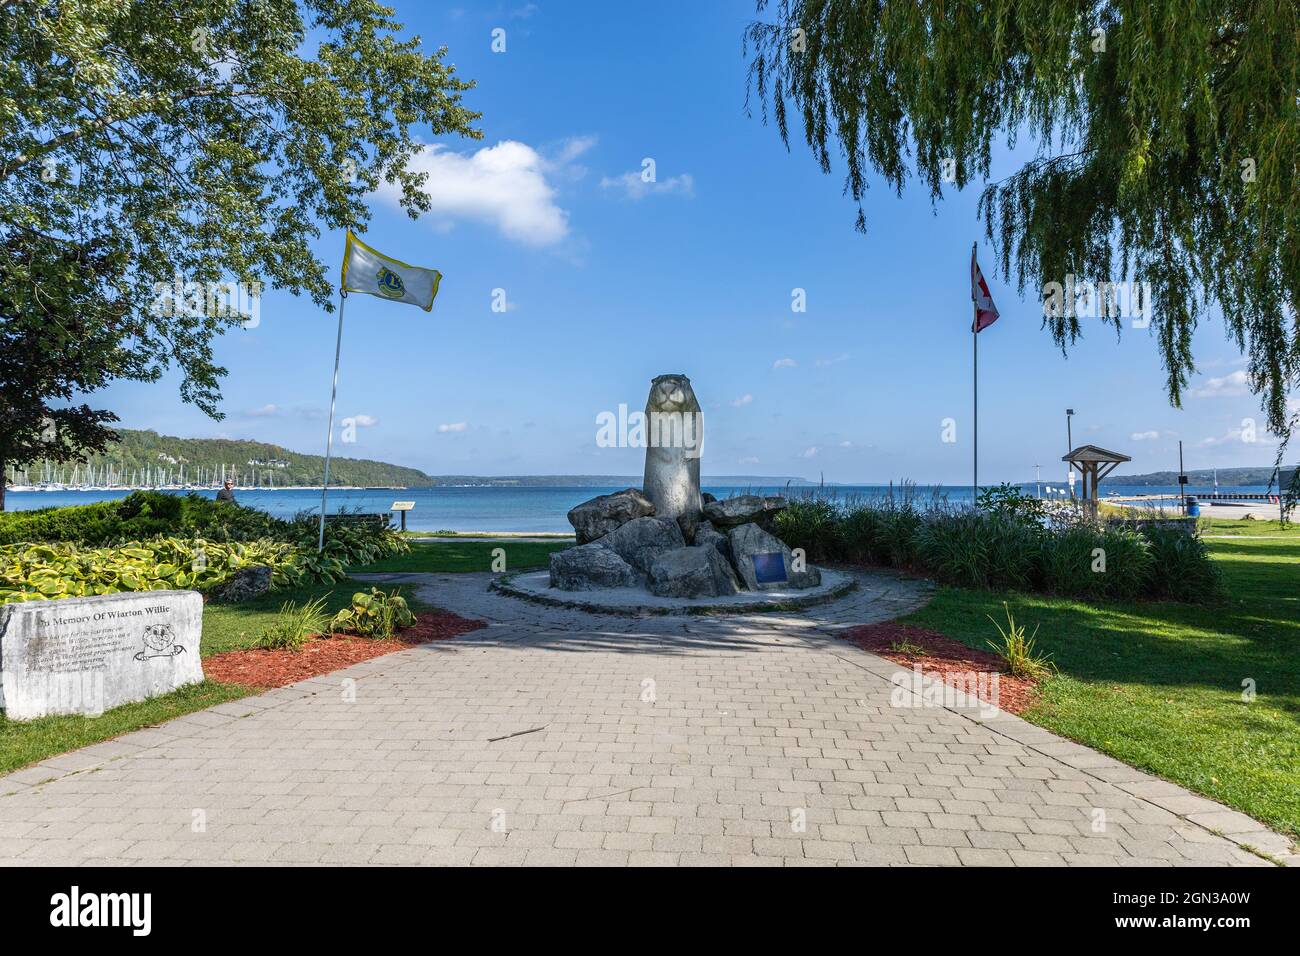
[4,482,1274,533]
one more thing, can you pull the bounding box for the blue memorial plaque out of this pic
[751,551,788,585]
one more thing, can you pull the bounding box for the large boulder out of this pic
[567,488,655,544]
[549,543,639,591]
[208,565,272,604]
[693,520,732,563]
[702,494,788,531]
[647,546,741,598]
[726,522,820,590]
[600,516,685,575]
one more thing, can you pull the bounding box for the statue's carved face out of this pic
[647,374,698,413]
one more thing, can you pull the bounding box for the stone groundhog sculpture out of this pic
[641,374,703,540]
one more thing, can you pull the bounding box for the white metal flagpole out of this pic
[972,242,979,510]
[317,290,347,552]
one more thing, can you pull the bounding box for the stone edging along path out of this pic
[488,566,857,616]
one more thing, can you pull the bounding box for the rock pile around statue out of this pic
[550,374,821,599]
[552,490,820,597]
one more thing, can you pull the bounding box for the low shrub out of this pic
[773,498,841,562]
[1039,523,1154,601]
[918,512,1041,591]
[0,494,409,606]
[0,491,291,546]
[836,504,887,564]
[772,490,1221,605]
[977,483,1047,524]
[257,596,331,652]
[1143,524,1226,601]
[331,587,414,638]
[879,506,924,568]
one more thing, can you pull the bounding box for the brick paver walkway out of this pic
[0,569,1292,866]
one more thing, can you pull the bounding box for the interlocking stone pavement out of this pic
[0,568,1293,867]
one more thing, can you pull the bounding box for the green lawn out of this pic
[200,576,429,655]
[0,682,252,776]
[902,521,1300,838]
[354,539,568,574]
[1199,518,1295,536]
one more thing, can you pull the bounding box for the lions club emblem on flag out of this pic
[375,266,405,299]
[340,230,441,311]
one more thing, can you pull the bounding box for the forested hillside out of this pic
[1104,466,1296,487]
[12,430,434,488]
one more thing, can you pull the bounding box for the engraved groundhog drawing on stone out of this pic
[134,623,186,661]
[641,373,703,538]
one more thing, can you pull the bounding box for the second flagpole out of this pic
[317,289,347,552]
[972,242,978,510]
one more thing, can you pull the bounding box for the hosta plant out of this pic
[331,587,414,639]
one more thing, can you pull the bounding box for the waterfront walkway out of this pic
[0,570,1291,866]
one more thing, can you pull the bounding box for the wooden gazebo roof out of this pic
[1062,445,1132,507]
[1062,445,1132,465]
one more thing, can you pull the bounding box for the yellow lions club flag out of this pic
[340,229,442,311]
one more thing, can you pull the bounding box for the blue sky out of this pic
[94,0,1281,484]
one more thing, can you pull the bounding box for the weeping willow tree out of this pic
[745,0,1299,504]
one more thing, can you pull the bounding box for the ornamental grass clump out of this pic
[773,497,841,562]
[986,603,1055,681]
[917,511,1042,591]
[1143,524,1225,602]
[257,596,331,652]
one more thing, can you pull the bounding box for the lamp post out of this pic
[1066,409,1075,498]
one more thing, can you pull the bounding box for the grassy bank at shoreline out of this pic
[902,520,1300,839]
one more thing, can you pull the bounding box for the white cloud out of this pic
[381,140,572,246]
[599,170,694,201]
[438,422,468,433]
[553,135,596,164]
[246,404,279,417]
[772,358,797,370]
[799,446,819,458]
[839,440,853,448]
[1190,369,1249,399]
[350,414,378,427]
[731,394,753,407]
[1130,430,1159,441]
[816,353,850,367]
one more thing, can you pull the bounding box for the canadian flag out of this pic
[971,248,1000,333]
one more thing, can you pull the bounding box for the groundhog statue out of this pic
[642,374,703,540]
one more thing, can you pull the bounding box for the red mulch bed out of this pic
[842,621,1040,715]
[203,611,485,690]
